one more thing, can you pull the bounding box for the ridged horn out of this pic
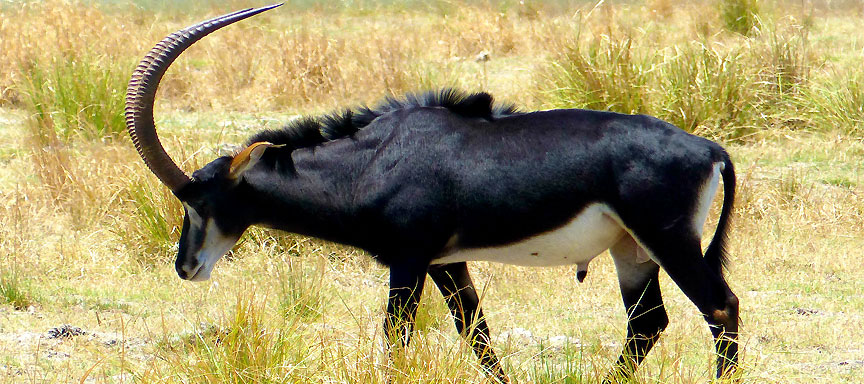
[125,3,283,192]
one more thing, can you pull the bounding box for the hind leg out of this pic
[604,235,669,382]
[639,231,739,378]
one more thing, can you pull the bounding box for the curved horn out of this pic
[125,3,283,192]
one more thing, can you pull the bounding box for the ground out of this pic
[1,1,863,383]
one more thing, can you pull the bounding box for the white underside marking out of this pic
[693,162,724,236]
[433,164,721,270]
[609,235,656,289]
[635,246,651,263]
[431,203,627,267]
[576,261,590,274]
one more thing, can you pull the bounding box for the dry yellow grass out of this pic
[0,0,862,383]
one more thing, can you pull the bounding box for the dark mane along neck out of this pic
[246,88,519,151]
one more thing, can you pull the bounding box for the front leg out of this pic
[429,262,509,383]
[384,261,429,349]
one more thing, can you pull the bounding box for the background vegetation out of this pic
[0,0,862,382]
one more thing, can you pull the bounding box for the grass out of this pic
[274,252,326,321]
[148,291,314,383]
[804,69,864,135]
[0,272,37,310]
[116,177,184,264]
[0,0,862,383]
[18,55,128,142]
[544,33,757,138]
[541,6,834,140]
[720,0,761,35]
[545,29,654,116]
[658,42,753,136]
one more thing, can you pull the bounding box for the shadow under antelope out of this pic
[125,4,740,382]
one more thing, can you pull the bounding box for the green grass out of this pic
[149,292,314,383]
[18,55,128,143]
[542,29,759,139]
[0,272,38,310]
[116,178,184,264]
[528,340,592,383]
[804,70,864,135]
[658,42,754,137]
[719,0,760,35]
[0,1,863,383]
[275,255,326,321]
[541,6,863,139]
[544,28,653,116]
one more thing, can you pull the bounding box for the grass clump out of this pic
[803,70,864,135]
[545,30,653,116]
[275,256,325,321]
[543,31,757,139]
[756,19,811,97]
[115,177,184,264]
[154,292,313,383]
[719,0,760,35]
[541,7,835,139]
[18,55,128,142]
[659,43,754,137]
[527,339,591,383]
[0,272,38,310]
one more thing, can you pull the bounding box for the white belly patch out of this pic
[431,203,626,267]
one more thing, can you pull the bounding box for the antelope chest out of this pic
[432,203,625,267]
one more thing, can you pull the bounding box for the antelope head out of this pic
[125,4,282,281]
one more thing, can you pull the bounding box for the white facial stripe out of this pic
[184,203,203,227]
[179,203,205,277]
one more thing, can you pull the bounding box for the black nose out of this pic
[176,263,190,279]
[175,258,198,280]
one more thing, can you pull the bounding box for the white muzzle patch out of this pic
[181,204,240,282]
[187,218,239,281]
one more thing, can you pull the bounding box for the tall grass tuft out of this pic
[18,55,128,142]
[275,255,325,321]
[659,43,754,138]
[525,339,613,384]
[0,272,38,310]
[540,9,836,139]
[115,176,184,264]
[543,29,758,139]
[719,0,760,35]
[804,70,864,135]
[154,292,314,383]
[753,16,813,101]
[545,30,653,115]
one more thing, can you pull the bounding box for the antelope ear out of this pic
[229,142,283,179]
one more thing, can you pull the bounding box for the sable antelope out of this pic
[125,4,740,382]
